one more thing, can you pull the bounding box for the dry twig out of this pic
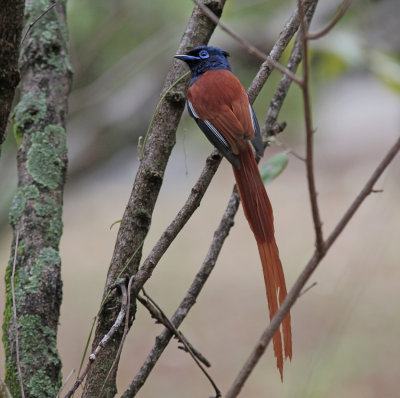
[307,0,351,40]
[56,369,75,398]
[21,2,57,44]
[140,289,220,397]
[225,135,400,398]
[137,291,211,367]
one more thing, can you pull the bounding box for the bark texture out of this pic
[0,0,25,153]
[2,1,72,397]
[82,1,227,397]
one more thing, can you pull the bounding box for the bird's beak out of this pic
[174,54,199,62]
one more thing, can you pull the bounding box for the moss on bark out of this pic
[2,1,72,397]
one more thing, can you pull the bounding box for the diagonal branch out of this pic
[225,135,400,398]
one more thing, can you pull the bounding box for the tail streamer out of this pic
[233,144,292,378]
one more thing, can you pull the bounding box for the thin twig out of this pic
[324,136,400,249]
[192,0,303,85]
[225,135,400,398]
[137,291,211,367]
[298,0,325,253]
[247,0,319,103]
[21,2,58,44]
[11,231,24,398]
[263,0,318,138]
[271,137,306,162]
[56,369,75,398]
[298,282,317,297]
[140,289,220,397]
[64,283,127,398]
[307,0,351,40]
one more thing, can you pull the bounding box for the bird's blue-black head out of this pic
[174,46,231,85]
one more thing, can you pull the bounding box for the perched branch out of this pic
[307,0,351,40]
[131,0,321,299]
[225,135,400,398]
[122,4,319,394]
[64,284,127,398]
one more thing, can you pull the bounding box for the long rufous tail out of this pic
[232,144,292,379]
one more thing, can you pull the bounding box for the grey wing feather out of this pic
[249,104,264,158]
[187,100,240,169]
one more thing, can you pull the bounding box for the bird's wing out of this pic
[187,69,263,167]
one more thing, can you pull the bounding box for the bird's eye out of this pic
[199,50,209,59]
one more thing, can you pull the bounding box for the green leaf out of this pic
[260,153,288,184]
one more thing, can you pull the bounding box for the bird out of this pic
[174,46,292,378]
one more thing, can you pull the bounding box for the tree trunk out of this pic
[2,1,72,397]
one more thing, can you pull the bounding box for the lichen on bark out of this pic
[2,1,72,397]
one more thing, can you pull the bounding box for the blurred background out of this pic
[1,0,400,396]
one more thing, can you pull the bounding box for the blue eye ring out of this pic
[199,50,209,59]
